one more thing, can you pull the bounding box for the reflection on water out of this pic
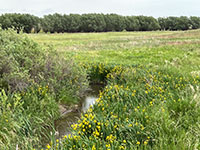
[54,84,103,138]
[82,96,98,112]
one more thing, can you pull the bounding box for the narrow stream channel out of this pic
[54,84,104,139]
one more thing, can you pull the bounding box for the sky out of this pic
[0,0,199,17]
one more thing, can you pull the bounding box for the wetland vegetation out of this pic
[0,28,200,149]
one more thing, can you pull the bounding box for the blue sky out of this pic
[0,0,199,17]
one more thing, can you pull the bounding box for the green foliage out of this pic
[80,14,106,32]
[125,16,140,31]
[104,14,126,32]
[29,31,200,149]
[0,27,43,91]
[1,13,200,33]
[68,14,82,32]
[136,16,160,31]
[41,13,65,33]
[48,65,200,150]
[158,16,200,30]
[0,13,41,33]
[0,28,89,149]
[190,16,200,29]
[1,29,200,149]
[0,27,89,100]
[0,86,59,149]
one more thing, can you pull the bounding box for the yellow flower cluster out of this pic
[46,64,200,149]
[106,134,116,143]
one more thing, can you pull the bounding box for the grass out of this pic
[15,30,200,149]
[38,65,200,150]
[29,30,200,73]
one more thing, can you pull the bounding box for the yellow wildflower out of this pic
[46,144,50,149]
[144,141,148,145]
[92,145,96,150]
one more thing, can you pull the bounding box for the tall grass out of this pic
[47,64,200,150]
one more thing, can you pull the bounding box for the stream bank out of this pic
[54,83,104,138]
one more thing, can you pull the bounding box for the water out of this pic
[82,96,98,112]
[54,84,103,138]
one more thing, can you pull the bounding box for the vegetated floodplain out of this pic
[28,30,200,150]
[0,29,199,150]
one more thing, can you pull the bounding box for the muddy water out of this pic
[54,84,103,138]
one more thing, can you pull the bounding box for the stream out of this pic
[54,84,103,138]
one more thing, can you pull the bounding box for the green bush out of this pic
[0,27,89,101]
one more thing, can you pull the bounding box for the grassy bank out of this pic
[40,63,200,150]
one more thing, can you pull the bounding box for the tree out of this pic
[176,16,190,30]
[190,16,200,29]
[104,14,126,32]
[137,16,160,31]
[68,14,81,32]
[125,16,140,31]
[41,14,64,33]
[158,17,167,30]
[1,13,200,33]
[80,14,106,32]
[0,13,40,33]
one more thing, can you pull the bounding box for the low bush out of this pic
[0,27,89,102]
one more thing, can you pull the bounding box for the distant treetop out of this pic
[0,13,199,33]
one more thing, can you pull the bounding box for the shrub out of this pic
[0,27,89,101]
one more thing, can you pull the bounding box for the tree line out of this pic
[0,13,200,33]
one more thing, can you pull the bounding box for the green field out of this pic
[29,30,200,71]
[28,30,200,149]
[1,29,200,149]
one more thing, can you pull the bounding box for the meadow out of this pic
[0,29,199,149]
[29,30,200,72]
[28,30,200,150]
